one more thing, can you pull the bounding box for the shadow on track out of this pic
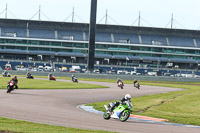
[126,119,168,126]
[7,92,40,96]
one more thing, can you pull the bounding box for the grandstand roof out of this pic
[0,18,200,38]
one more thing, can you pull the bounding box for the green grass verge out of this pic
[87,81,200,126]
[0,77,107,89]
[0,117,117,133]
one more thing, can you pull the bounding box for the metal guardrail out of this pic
[2,70,200,82]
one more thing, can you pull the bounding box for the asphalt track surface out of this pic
[0,79,199,133]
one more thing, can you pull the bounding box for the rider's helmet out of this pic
[72,75,74,77]
[4,70,7,72]
[125,94,131,101]
[14,76,17,79]
[134,79,137,83]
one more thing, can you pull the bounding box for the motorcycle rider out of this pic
[26,72,32,78]
[48,73,53,80]
[11,76,18,89]
[109,94,131,112]
[133,79,138,87]
[71,75,76,81]
[116,78,124,86]
[3,70,8,76]
[133,79,140,89]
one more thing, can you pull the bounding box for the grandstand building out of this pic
[0,18,200,70]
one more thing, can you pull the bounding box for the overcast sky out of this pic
[0,0,200,30]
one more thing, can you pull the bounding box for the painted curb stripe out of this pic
[130,114,168,122]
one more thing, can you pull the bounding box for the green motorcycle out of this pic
[103,101,133,122]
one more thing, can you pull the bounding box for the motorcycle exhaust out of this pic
[104,105,109,110]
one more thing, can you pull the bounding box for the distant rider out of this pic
[110,94,131,112]
[116,78,124,86]
[48,73,53,80]
[3,70,8,76]
[133,79,138,87]
[26,72,32,78]
[133,79,140,89]
[11,76,18,89]
[71,75,76,81]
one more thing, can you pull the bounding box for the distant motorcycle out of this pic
[72,77,78,83]
[27,74,34,79]
[7,80,15,93]
[103,101,133,122]
[2,72,11,77]
[118,81,124,89]
[49,76,56,81]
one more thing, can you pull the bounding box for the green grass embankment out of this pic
[0,117,117,133]
[0,77,107,89]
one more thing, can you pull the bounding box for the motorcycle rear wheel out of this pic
[103,112,111,120]
[119,111,130,122]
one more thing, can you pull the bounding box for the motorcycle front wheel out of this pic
[7,86,13,93]
[120,85,123,89]
[103,112,111,120]
[119,111,130,122]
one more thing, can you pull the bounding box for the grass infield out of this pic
[0,117,117,133]
[0,77,107,89]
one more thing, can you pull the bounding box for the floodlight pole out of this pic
[171,13,173,29]
[88,0,97,72]
[72,7,74,23]
[105,9,108,24]
[138,11,141,27]
[5,4,7,19]
[39,5,41,21]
